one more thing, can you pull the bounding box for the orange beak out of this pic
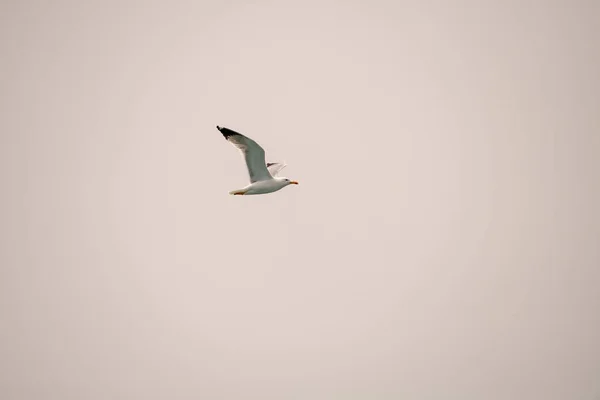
[290,181,299,185]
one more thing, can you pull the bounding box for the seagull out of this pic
[217,126,299,195]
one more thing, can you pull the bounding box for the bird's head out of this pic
[277,177,299,186]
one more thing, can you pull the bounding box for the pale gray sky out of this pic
[1,1,599,399]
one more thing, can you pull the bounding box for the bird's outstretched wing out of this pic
[217,126,272,183]
[266,162,287,177]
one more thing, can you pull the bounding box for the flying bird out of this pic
[217,126,299,195]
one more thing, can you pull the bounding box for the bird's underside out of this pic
[229,179,288,196]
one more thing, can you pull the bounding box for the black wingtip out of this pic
[216,125,229,139]
[217,126,241,139]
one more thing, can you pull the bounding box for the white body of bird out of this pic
[229,177,295,196]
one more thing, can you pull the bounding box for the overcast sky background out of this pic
[1,1,599,399]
